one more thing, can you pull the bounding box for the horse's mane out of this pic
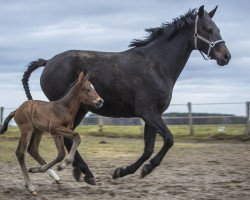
[129,9,197,48]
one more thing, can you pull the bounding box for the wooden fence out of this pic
[1,102,250,135]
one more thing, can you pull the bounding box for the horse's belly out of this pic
[89,103,135,118]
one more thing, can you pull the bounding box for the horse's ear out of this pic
[198,5,205,18]
[208,5,218,18]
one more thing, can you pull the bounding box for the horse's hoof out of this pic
[31,191,37,196]
[73,168,81,182]
[112,167,121,179]
[141,164,152,178]
[112,167,126,179]
[55,179,63,184]
[84,177,96,186]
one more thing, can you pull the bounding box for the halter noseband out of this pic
[194,15,225,60]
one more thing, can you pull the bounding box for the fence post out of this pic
[187,102,194,135]
[98,116,103,134]
[245,102,250,135]
[0,107,4,126]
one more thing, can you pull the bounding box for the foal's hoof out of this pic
[112,167,126,179]
[31,191,37,196]
[57,161,69,171]
[84,177,96,185]
[28,167,41,173]
[57,165,64,171]
[141,164,152,178]
[55,179,63,184]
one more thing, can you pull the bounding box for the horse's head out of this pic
[78,72,104,109]
[194,5,231,66]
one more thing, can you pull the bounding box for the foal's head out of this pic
[77,72,104,109]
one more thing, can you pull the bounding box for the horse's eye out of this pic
[207,28,213,33]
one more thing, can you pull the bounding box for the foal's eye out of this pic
[83,88,91,92]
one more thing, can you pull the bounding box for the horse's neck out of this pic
[59,85,81,115]
[147,27,193,83]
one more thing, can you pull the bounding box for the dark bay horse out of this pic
[21,6,231,184]
[1,72,103,195]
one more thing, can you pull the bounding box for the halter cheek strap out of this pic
[194,15,225,60]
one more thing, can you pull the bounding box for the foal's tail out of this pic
[22,58,48,100]
[0,111,15,134]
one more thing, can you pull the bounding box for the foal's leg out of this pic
[113,123,156,179]
[28,135,65,173]
[27,132,61,183]
[64,108,96,185]
[56,127,81,171]
[15,127,36,195]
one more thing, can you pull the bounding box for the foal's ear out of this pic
[198,5,205,18]
[79,71,90,83]
[78,71,85,82]
[208,5,218,18]
[83,72,90,82]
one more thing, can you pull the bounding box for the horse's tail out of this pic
[22,58,48,100]
[0,111,16,134]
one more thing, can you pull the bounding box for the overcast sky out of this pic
[0,0,249,116]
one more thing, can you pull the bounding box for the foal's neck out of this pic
[58,84,81,115]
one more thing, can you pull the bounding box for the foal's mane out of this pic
[129,9,197,47]
[60,80,78,99]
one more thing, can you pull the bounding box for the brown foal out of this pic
[0,72,103,195]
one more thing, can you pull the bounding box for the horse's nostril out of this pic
[224,54,228,60]
[224,53,231,61]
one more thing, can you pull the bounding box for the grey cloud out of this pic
[0,0,249,114]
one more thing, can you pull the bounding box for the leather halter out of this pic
[194,15,225,60]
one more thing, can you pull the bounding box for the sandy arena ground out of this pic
[0,137,249,200]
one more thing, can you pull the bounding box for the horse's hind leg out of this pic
[56,127,81,171]
[64,136,95,185]
[15,127,37,195]
[27,131,61,183]
[28,135,65,173]
[65,107,96,185]
[113,123,156,179]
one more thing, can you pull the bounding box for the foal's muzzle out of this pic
[94,99,104,109]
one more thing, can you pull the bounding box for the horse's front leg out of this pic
[112,123,156,179]
[63,108,96,185]
[139,107,174,178]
